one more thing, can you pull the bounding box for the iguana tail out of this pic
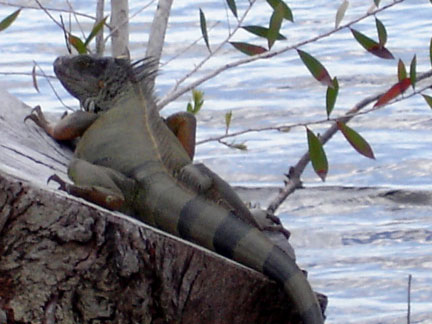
[136,174,324,324]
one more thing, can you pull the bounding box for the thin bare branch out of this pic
[266,69,432,214]
[157,0,257,110]
[0,1,97,20]
[32,61,74,112]
[158,0,405,109]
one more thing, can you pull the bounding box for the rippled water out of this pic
[0,1,431,323]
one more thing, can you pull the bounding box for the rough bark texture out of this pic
[0,90,326,323]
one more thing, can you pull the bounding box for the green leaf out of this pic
[187,89,204,115]
[375,17,387,46]
[266,0,293,22]
[337,122,375,159]
[410,54,417,89]
[68,34,87,54]
[230,42,267,56]
[350,28,394,59]
[84,16,108,46]
[268,2,284,49]
[226,0,238,18]
[225,110,233,134]
[0,9,21,32]
[242,25,286,40]
[326,77,339,118]
[199,9,210,52]
[422,94,432,109]
[307,128,328,181]
[335,0,349,28]
[297,49,333,87]
[397,59,407,81]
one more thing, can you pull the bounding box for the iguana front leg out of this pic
[25,106,99,141]
[49,158,137,211]
[165,112,196,160]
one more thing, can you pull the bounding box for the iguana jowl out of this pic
[25,55,324,324]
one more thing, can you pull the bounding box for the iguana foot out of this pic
[47,173,68,191]
[24,105,49,130]
[48,173,125,210]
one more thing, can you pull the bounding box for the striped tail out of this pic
[139,175,324,324]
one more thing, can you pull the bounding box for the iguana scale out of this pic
[25,55,324,324]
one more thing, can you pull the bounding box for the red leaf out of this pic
[374,78,411,107]
[230,42,267,56]
[337,122,375,159]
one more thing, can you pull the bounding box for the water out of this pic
[0,1,431,323]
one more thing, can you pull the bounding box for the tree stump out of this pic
[0,90,326,323]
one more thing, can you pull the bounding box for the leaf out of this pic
[326,77,339,118]
[230,42,267,56]
[337,121,375,159]
[374,0,381,7]
[32,64,39,93]
[422,94,432,109]
[335,0,349,28]
[187,89,204,115]
[84,16,108,46]
[242,25,286,40]
[374,78,411,107]
[350,28,394,59]
[226,0,238,18]
[397,59,407,81]
[199,9,210,52]
[297,49,333,88]
[375,17,387,46]
[306,128,328,181]
[68,34,87,54]
[225,110,233,134]
[430,38,432,67]
[0,9,21,32]
[410,54,416,89]
[268,2,284,49]
[266,0,293,22]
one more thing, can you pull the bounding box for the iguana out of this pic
[25,54,325,324]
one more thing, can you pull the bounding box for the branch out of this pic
[266,69,432,215]
[0,1,97,20]
[146,0,174,62]
[146,0,174,86]
[157,0,405,109]
[157,0,257,109]
[110,0,129,58]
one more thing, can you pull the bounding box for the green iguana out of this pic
[25,55,325,324]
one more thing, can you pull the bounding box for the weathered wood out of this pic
[0,90,326,323]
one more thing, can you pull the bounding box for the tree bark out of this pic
[0,90,326,323]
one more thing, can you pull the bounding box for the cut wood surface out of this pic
[0,90,326,323]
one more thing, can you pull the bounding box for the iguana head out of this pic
[54,55,155,113]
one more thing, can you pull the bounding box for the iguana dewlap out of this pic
[25,55,324,324]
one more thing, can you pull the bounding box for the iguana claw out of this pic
[24,105,48,129]
[47,174,68,191]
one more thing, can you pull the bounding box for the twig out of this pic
[157,0,405,109]
[266,70,432,214]
[197,70,432,146]
[157,0,257,109]
[407,274,412,324]
[34,0,64,29]
[32,61,74,112]
[0,1,97,20]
